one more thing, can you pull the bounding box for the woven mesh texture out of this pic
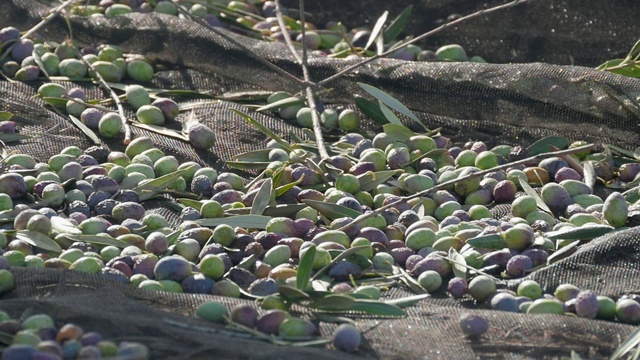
[2,1,640,359]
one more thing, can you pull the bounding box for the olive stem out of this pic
[74,49,132,144]
[274,0,329,160]
[318,0,530,87]
[337,143,597,232]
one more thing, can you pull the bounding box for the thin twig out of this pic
[338,143,596,232]
[274,0,329,160]
[0,0,76,63]
[318,0,529,86]
[75,50,132,144]
[166,0,305,88]
[61,95,115,113]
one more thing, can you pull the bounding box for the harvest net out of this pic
[1,0,640,359]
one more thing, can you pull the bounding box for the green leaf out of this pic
[546,240,580,265]
[526,136,569,156]
[236,254,255,271]
[41,97,67,108]
[611,326,640,360]
[467,234,508,250]
[155,89,216,98]
[301,199,361,220]
[131,122,190,142]
[519,175,553,214]
[275,174,304,197]
[131,166,193,201]
[50,216,82,235]
[358,83,420,123]
[383,5,413,44]
[364,11,388,51]
[357,170,401,192]
[385,294,429,308]
[626,39,640,60]
[598,59,640,78]
[256,96,305,112]
[233,109,293,153]
[311,294,355,311]
[177,198,203,211]
[226,161,272,171]
[251,178,272,215]
[68,114,101,145]
[297,245,316,291]
[311,313,356,324]
[383,123,415,143]
[349,299,406,316]
[310,245,372,281]
[0,111,13,121]
[545,224,614,240]
[355,96,389,125]
[607,144,640,161]
[378,100,403,125]
[393,265,427,294]
[16,230,62,253]
[0,133,32,143]
[278,285,311,302]
[57,234,129,248]
[232,149,272,162]
[196,215,271,229]
[448,248,467,280]
[583,160,596,190]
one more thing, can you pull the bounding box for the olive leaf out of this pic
[232,149,272,162]
[349,299,406,316]
[383,123,415,143]
[365,11,388,52]
[311,313,356,324]
[50,216,82,235]
[296,245,316,291]
[278,285,311,302]
[250,178,272,215]
[355,96,389,125]
[546,240,580,265]
[236,254,255,271]
[526,136,569,156]
[383,5,413,43]
[358,83,420,124]
[310,245,372,281]
[196,215,271,229]
[583,160,597,190]
[358,169,401,192]
[301,199,361,220]
[177,198,203,211]
[378,100,403,125]
[57,234,129,248]
[392,265,427,294]
[310,294,356,311]
[0,111,13,121]
[0,133,32,143]
[466,234,508,249]
[545,224,614,240]
[16,230,62,253]
[607,143,640,161]
[68,114,101,145]
[226,161,272,171]
[610,325,640,360]
[448,248,468,280]
[384,294,429,308]
[130,122,190,142]
[132,165,194,201]
[233,109,293,153]
[256,96,305,112]
[519,175,553,214]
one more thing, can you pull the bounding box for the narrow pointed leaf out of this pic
[378,100,403,125]
[16,230,61,253]
[311,294,355,311]
[58,234,129,248]
[232,149,272,162]
[383,5,413,43]
[196,215,271,229]
[233,109,293,152]
[301,199,361,220]
[359,83,420,122]
[177,198,203,211]
[448,248,467,280]
[132,166,193,201]
[41,97,67,108]
[0,111,13,121]
[547,240,580,265]
[0,133,32,143]
[278,285,311,302]
[526,136,569,156]
[383,123,415,143]
[611,326,640,360]
[297,245,316,291]
[519,175,553,214]
[583,160,596,190]
[385,294,429,308]
[311,313,356,324]
[355,96,389,125]
[68,115,101,145]
[467,234,507,249]
[226,161,272,170]
[606,144,640,161]
[364,11,388,51]
[236,254,255,271]
[349,299,406,316]
[358,170,401,192]
[545,224,614,240]
[51,216,82,235]
[256,96,305,112]
[310,245,372,281]
[131,122,190,142]
[251,178,272,215]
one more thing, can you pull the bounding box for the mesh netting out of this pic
[2,0,640,359]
